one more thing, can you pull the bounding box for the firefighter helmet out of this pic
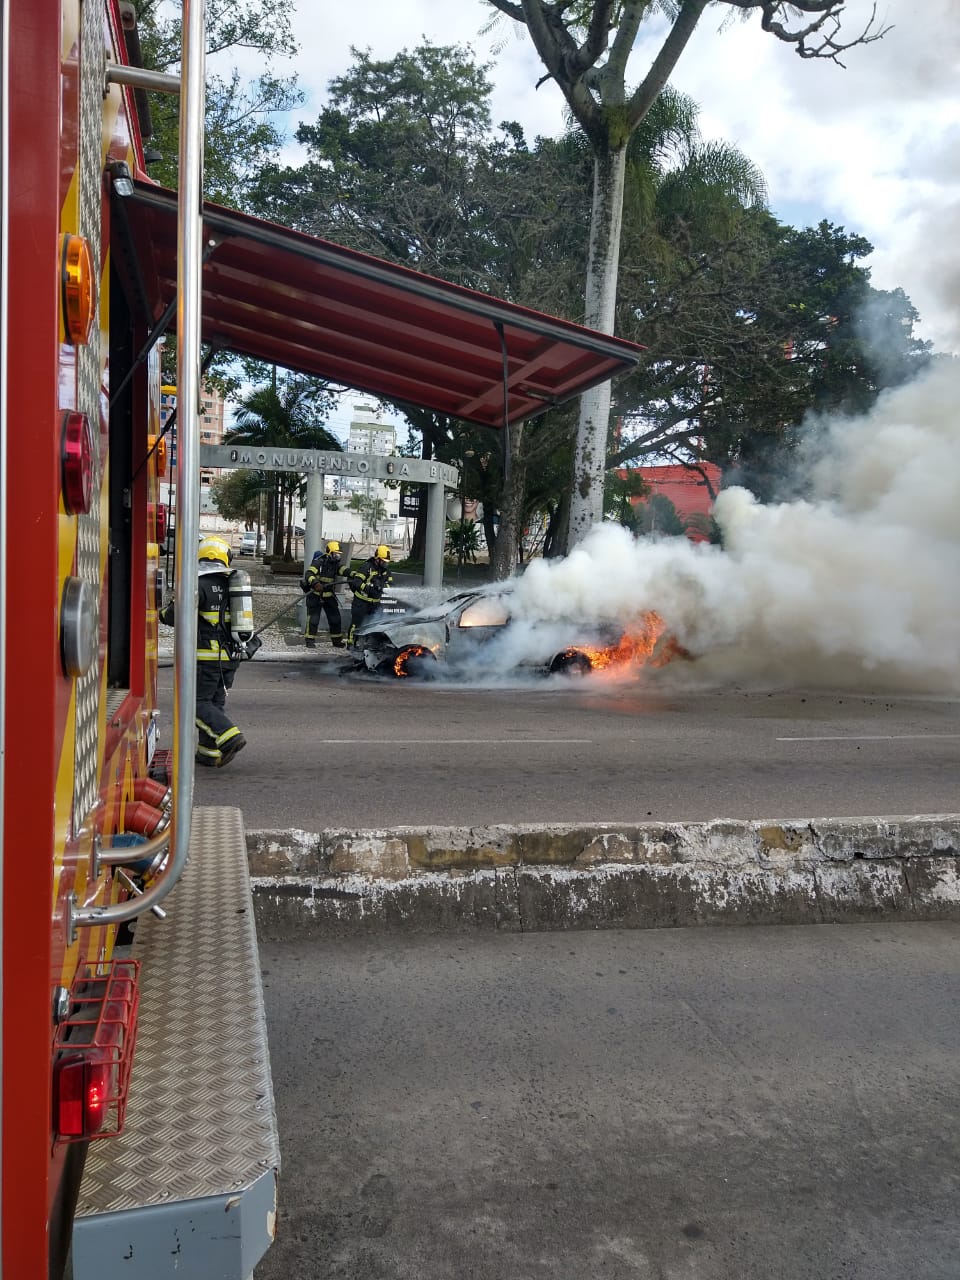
[198,535,231,568]
[326,540,341,554]
[375,544,390,562]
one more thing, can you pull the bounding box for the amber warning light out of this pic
[59,233,95,345]
[53,960,140,1143]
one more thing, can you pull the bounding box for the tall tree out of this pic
[136,0,302,208]
[252,43,495,279]
[485,0,890,548]
[210,467,269,528]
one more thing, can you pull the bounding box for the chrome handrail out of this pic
[73,0,205,931]
[105,65,181,95]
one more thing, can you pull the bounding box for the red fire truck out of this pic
[1,2,640,1275]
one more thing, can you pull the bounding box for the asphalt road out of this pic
[257,921,960,1280]
[157,657,960,828]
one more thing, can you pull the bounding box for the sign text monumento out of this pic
[200,446,459,488]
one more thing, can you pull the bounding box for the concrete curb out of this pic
[248,815,960,937]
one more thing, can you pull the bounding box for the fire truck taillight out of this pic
[53,960,140,1144]
[55,1057,110,1139]
[59,233,95,345]
[61,410,95,514]
[155,502,168,544]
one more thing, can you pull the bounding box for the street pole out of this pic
[457,459,465,577]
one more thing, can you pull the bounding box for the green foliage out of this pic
[262,35,929,525]
[135,1,303,391]
[210,467,267,522]
[604,467,650,526]
[136,0,301,209]
[485,0,892,542]
[251,42,495,280]
[633,493,688,538]
[141,8,923,535]
[347,493,386,529]
[446,520,482,564]
[225,375,340,558]
[608,205,933,499]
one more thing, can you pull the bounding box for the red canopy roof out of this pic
[124,183,642,430]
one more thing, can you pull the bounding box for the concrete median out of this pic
[249,814,960,937]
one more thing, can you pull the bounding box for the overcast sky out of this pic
[269,0,958,366]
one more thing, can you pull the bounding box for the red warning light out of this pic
[54,1057,110,1138]
[61,411,95,515]
[52,960,140,1144]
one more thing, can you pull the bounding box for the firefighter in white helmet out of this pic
[345,544,392,645]
[301,539,346,648]
[159,535,247,767]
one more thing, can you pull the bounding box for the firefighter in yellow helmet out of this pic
[301,539,346,648]
[159,535,247,767]
[345,544,392,645]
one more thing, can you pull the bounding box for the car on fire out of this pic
[355,586,683,679]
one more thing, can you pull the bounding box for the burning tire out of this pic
[392,645,438,679]
[549,649,593,677]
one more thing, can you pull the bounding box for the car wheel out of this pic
[549,648,593,677]
[393,645,438,679]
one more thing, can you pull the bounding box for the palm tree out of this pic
[347,492,386,539]
[493,93,764,575]
[225,376,340,559]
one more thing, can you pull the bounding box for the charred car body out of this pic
[355,587,682,679]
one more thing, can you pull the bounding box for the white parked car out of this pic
[238,530,266,557]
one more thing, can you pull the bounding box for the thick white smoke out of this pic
[509,361,960,692]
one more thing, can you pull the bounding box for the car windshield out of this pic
[458,596,510,628]
[395,592,483,624]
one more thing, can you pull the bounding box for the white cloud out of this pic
[278,0,958,352]
[669,0,960,351]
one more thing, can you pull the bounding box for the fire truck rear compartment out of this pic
[72,807,279,1279]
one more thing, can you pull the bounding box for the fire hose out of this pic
[245,573,357,650]
[237,593,307,657]
[239,578,361,657]
[157,593,304,668]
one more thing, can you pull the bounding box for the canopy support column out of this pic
[424,483,447,590]
[304,471,324,567]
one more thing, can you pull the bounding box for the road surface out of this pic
[257,920,960,1280]
[157,659,960,828]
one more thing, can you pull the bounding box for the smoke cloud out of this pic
[509,361,960,692]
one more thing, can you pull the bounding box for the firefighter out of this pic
[301,539,346,648]
[346,544,393,644]
[159,535,247,767]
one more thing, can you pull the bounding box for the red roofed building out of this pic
[623,462,722,542]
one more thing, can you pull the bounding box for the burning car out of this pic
[354,586,686,679]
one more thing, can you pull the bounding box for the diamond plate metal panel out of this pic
[76,807,279,1217]
[73,0,106,827]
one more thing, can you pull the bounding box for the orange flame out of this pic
[393,645,434,678]
[570,612,689,673]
